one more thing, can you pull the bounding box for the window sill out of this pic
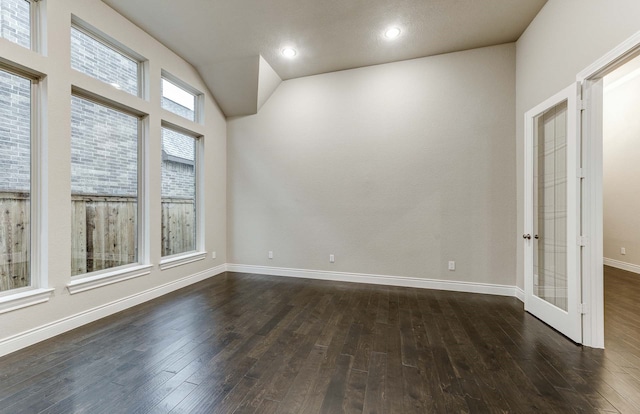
[0,288,55,315]
[67,264,152,295]
[160,251,207,271]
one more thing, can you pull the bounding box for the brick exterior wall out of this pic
[71,26,138,96]
[161,160,195,199]
[1,11,196,199]
[0,0,30,49]
[162,128,195,199]
[162,96,195,121]
[0,69,30,193]
[70,95,139,196]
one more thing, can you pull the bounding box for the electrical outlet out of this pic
[448,261,455,271]
[621,247,626,255]
[329,254,335,263]
[268,251,273,259]
[212,251,216,259]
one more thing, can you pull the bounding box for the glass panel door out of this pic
[534,101,568,311]
[524,83,581,344]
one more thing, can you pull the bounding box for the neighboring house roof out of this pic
[162,131,194,165]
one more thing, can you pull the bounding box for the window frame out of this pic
[30,0,42,52]
[0,62,54,312]
[70,16,146,99]
[68,90,150,286]
[161,70,203,123]
[159,122,204,269]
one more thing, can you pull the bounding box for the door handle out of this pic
[534,235,539,239]
[523,234,532,240]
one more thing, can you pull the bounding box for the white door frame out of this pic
[577,31,640,349]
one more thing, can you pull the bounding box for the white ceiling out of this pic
[102,0,547,116]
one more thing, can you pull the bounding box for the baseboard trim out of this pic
[0,264,227,358]
[227,264,518,298]
[516,287,525,302]
[604,257,640,275]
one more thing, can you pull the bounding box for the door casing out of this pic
[575,31,640,349]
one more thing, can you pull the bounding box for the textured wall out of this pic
[228,44,516,286]
[515,0,640,288]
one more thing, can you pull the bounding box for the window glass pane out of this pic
[71,96,138,275]
[0,69,30,292]
[0,0,30,49]
[161,127,196,257]
[162,78,195,121]
[71,26,138,96]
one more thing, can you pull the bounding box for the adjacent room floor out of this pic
[0,270,639,413]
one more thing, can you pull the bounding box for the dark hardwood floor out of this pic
[0,270,639,413]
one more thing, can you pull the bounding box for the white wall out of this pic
[228,44,516,286]
[516,0,640,288]
[0,0,227,354]
[603,69,640,268]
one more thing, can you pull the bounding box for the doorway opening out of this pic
[601,54,640,351]
[579,31,640,348]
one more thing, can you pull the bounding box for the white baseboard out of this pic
[227,264,518,298]
[604,257,640,275]
[0,264,227,358]
[516,287,525,302]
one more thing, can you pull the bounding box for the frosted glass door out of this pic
[524,83,581,344]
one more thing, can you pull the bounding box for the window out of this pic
[0,0,31,49]
[0,68,31,292]
[70,95,140,276]
[71,25,140,96]
[161,76,198,121]
[161,127,198,257]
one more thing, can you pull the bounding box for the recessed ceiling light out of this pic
[281,47,297,58]
[384,27,402,39]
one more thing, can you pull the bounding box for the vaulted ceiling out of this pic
[102,0,547,117]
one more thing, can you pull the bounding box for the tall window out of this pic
[161,77,197,122]
[0,0,31,49]
[0,68,31,292]
[71,24,140,96]
[70,96,140,276]
[161,127,198,257]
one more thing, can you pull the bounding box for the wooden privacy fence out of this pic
[160,197,196,259]
[0,192,195,289]
[71,195,138,276]
[71,195,196,275]
[0,192,30,291]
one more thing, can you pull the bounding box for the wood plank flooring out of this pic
[0,269,639,413]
